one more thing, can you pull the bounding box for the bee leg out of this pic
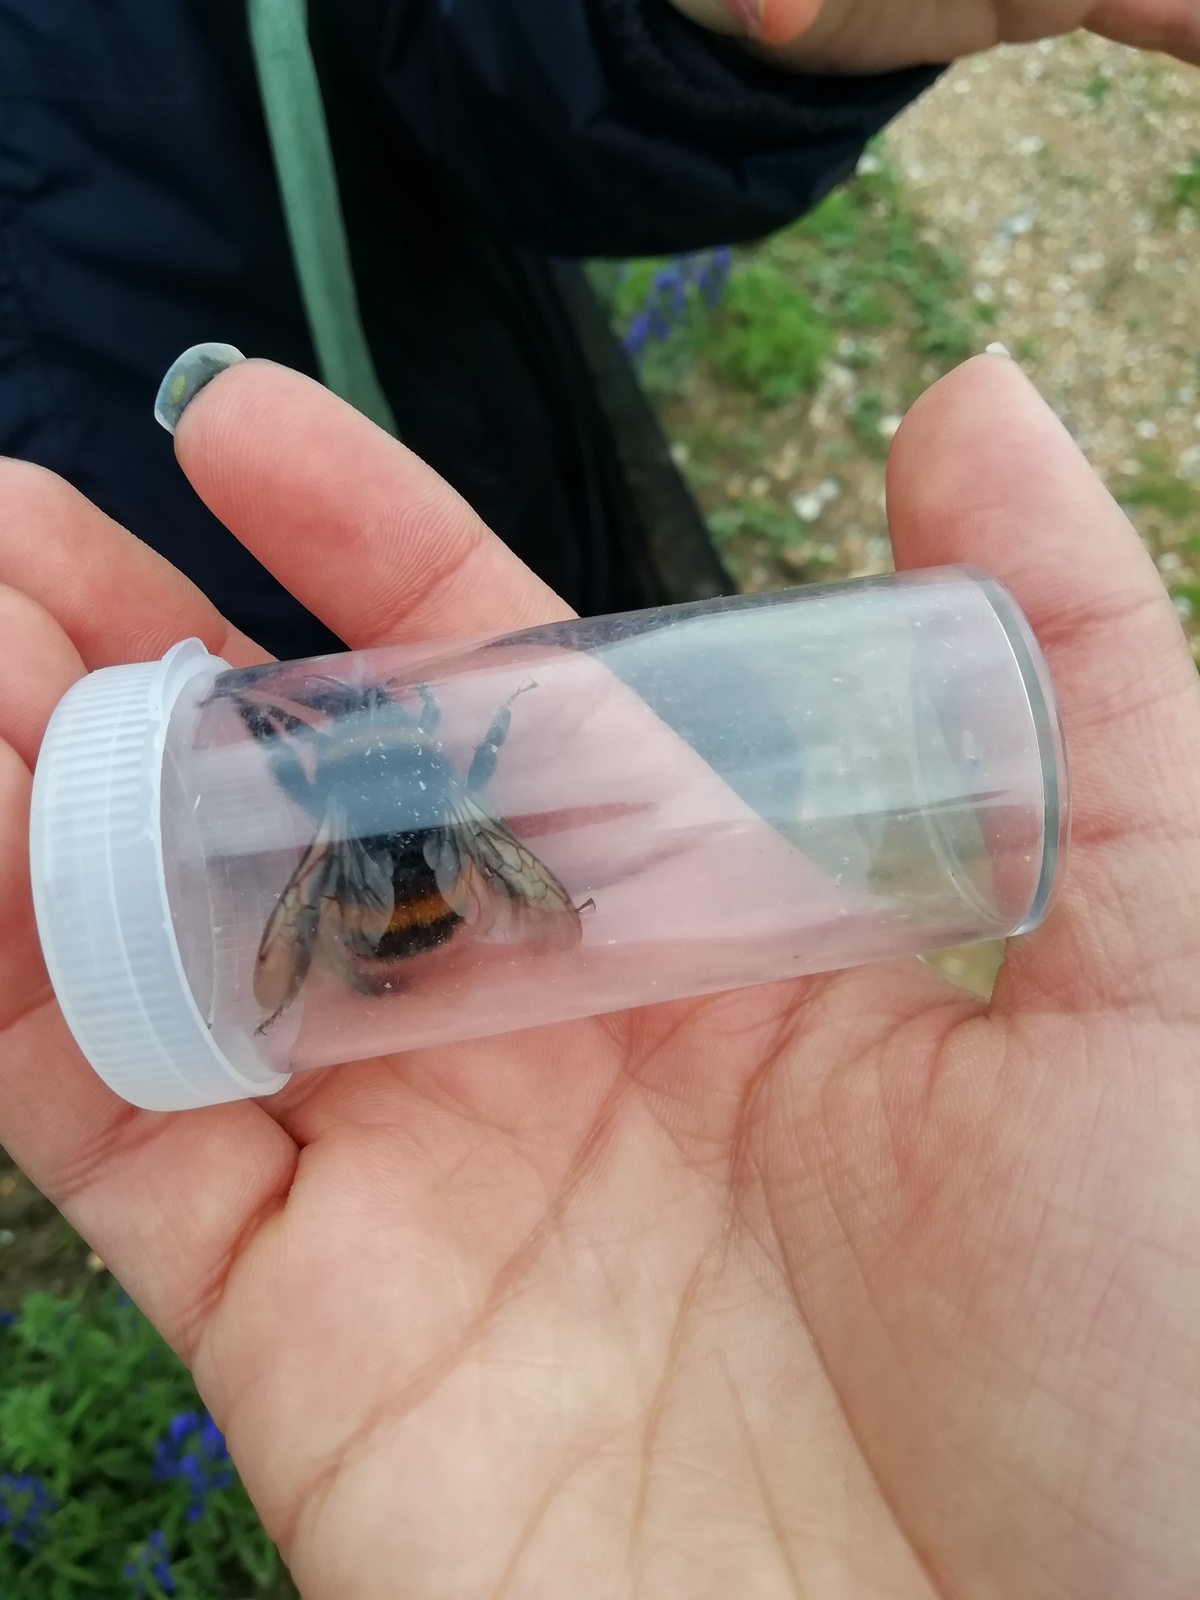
[230,694,323,815]
[254,1003,289,1037]
[466,680,537,796]
[415,682,441,735]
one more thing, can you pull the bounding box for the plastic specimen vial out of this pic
[29,567,1068,1111]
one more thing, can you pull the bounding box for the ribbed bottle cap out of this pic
[30,639,290,1112]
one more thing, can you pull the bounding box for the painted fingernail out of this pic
[154,343,246,435]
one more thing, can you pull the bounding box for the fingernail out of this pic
[154,343,246,435]
[984,341,1014,359]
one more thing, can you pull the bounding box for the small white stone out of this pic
[823,363,855,394]
[878,414,904,440]
[1017,133,1046,156]
[857,152,884,176]
[973,281,996,304]
[792,493,824,523]
[1174,594,1194,621]
[1158,551,1183,577]
[1136,419,1159,440]
[816,478,842,505]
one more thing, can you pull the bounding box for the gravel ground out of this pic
[890,34,1200,648]
[665,33,1200,645]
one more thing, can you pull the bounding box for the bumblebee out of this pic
[211,669,584,1030]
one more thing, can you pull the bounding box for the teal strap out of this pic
[247,0,399,437]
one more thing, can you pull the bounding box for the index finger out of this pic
[171,360,574,649]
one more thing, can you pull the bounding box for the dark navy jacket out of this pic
[0,1,936,657]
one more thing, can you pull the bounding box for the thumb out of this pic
[888,354,1200,1017]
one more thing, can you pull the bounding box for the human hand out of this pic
[669,0,1200,72]
[2,351,1199,1598]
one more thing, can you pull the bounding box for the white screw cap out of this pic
[29,639,290,1112]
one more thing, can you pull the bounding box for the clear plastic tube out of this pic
[31,568,1068,1109]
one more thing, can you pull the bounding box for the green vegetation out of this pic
[599,145,976,407]
[763,156,977,368]
[0,1288,292,1599]
[594,144,977,588]
[1121,452,1200,521]
[702,264,831,402]
[1160,153,1200,220]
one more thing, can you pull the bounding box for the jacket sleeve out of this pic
[321,0,943,257]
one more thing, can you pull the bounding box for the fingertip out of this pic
[755,0,824,46]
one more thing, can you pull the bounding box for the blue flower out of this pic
[0,1472,57,1551]
[625,310,652,356]
[697,245,733,307]
[124,1528,176,1596]
[622,248,732,357]
[652,261,689,316]
[151,1411,234,1522]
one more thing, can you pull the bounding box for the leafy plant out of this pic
[590,251,732,393]
[700,263,832,402]
[1121,452,1200,520]
[597,145,974,413]
[1084,73,1112,106]
[707,499,807,547]
[0,1290,293,1599]
[851,389,890,459]
[1167,153,1200,216]
[773,150,976,366]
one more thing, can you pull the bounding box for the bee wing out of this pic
[254,817,338,1017]
[424,792,582,952]
[255,808,396,1020]
[317,817,396,960]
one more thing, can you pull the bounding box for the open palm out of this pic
[2,355,1199,1599]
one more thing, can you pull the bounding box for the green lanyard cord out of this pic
[247,0,400,437]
